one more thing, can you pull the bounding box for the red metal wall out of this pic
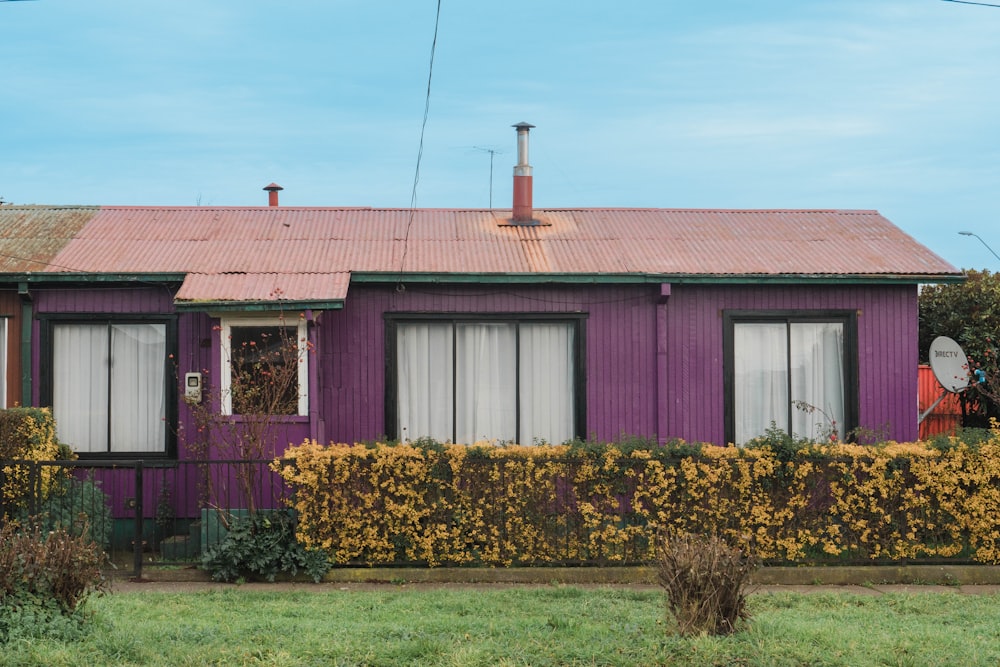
[918,364,961,440]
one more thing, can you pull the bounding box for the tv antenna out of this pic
[472,146,505,209]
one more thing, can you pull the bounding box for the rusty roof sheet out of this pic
[0,206,98,272]
[175,272,351,305]
[1,205,959,303]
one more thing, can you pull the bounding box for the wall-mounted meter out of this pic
[184,372,203,403]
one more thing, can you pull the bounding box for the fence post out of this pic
[133,460,144,579]
[28,460,40,520]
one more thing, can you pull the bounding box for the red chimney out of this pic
[263,183,283,207]
[512,122,534,223]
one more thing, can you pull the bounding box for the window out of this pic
[725,312,855,445]
[387,316,584,445]
[49,321,170,454]
[221,317,308,416]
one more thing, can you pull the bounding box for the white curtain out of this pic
[53,323,166,453]
[790,322,844,440]
[53,325,110,453]
[734,322,788,445]
[455,323,516,444]
[519,323,574,445]
[397,321,575,445]
[397,323,453,442]
[110,324,166,452]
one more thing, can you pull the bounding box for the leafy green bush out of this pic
[927,426,994,452]
[742,422,812,462]
[17,475,113,548]
[567,435,705,459]
[201,510,329,583]
[0,523,107,643]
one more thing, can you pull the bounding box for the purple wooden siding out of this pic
[30,287,177,406]
[314,284,662,444]
[173,311,312,460]
[317,282,918,446]
[27,281,920,453]
[661,283,919,444]
[33,287,175,314]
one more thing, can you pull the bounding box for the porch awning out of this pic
[173,271,350,311]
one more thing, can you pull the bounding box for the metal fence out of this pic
[1,459,285,579]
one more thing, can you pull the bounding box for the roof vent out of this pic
[512,122,534,223]
[263,183,283,207]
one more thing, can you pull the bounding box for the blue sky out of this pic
[3,0,999,271]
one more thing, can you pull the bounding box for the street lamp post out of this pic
[958,231,1000,263]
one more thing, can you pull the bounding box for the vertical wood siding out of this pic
[33,286,175,314]
[26,280,920,453]
[662,283,918,444]
[317,284,661,444]
[30,287,178,407]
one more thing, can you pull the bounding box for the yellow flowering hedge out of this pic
[0,407,70,517]
[273,429,1000,566]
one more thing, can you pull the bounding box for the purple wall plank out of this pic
[33,286,175,314]
[314,284,661,444]
[312,282,918,445]
[173,311,312,460]
[661,283,918,445]
[31,287,177,406]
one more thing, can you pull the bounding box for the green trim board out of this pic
[351,271,966,286]
[174,299,345,312]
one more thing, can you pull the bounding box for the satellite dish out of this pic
[929,336,970,393]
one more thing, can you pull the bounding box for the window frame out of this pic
[39,314,177,459]
[384,312,587,443]
[219,316,309,417]
[723,310,858,445]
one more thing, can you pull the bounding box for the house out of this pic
[0,124,962,463]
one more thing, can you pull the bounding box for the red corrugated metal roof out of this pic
[1,205,961,304]
[175,272,351,305]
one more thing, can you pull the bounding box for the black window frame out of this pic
[39,314,178,459]
[384,312,587,443]
[723,310,858,445]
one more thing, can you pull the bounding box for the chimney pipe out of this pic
[263,183,283,207]
[512,122,534,222]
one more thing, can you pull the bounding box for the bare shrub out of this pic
[655,530,758,636]
[0,523,107,619]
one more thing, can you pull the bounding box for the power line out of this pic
[398,0,442,291]
[941,0,1000,7]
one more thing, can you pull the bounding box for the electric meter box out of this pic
[184,372,203,403]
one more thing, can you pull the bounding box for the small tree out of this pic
[184,311,310,517]
[919,269,1000,426]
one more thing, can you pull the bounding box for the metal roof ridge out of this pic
[96,205,377,211]
[7,204,885,215]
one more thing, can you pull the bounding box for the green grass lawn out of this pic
[4,587,1000,666]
